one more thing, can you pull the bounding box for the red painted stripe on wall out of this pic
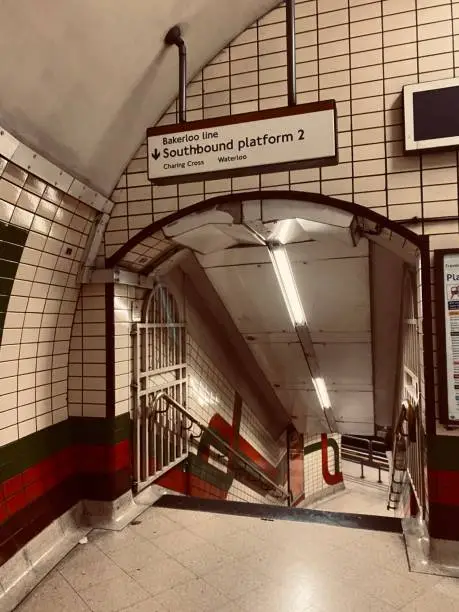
[209,414,278,480]
[0,440,130,526]
[428,469,459,506]
[321,434,343,486]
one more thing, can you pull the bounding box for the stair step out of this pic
[154,495,403,534]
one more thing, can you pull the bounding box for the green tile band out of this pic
[0,414,131,483]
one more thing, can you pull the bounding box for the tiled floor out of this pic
[15,504,459,612]
[308,476,392,517]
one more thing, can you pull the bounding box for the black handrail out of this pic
[149,391,290,504]
[341,435,389,482]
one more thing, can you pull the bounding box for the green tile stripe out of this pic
[427,435,459,471]
[0,222,28,345]
[188,453,233,492]
[0,419,71,481]
[0,414,131,483]
[72,413,131,446]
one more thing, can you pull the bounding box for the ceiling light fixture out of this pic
[268,245,306,326]
[312,376,331,411]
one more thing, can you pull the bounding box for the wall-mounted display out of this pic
[404,78,459,153]
[435,250,459,425]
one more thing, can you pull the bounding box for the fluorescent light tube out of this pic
[269,245,306,326]
[313,377,331,410]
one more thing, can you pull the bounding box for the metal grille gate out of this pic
[132,286,188,492]
[388,266,426,516]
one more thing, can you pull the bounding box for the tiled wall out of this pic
[68,284,107,418]
[108,0,459,253]
[187,336,286,504]
[0,414,131,569]
[113,284,146,417]
[0,156,97,446]
[68,282,146,419]
[104,0,459,434]
[303,433,344,505]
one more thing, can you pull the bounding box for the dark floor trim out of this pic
[154,495,403,534]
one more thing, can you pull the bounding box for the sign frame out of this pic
[435,249,459,426]
[147,100,338,185]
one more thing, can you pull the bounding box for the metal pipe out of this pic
[399,215,459,226]
[165,25,187,123]
[286,0,296,106]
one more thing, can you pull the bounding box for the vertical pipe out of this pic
[286,0,296,106]
[165,25,187,123]
[179,42,187,123]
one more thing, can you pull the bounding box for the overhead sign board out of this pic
[147,101,337,185]
[436,251,459,424]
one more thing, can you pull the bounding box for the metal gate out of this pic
[401,267,420,406]
[394,269,426,518]
[132,285,188,492]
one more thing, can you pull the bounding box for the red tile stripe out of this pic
[0,440,130,526]
[428,469,459,507]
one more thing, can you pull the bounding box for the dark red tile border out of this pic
[428,470,459,507]
[429,503,459,540]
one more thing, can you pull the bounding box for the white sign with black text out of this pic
[147,102,337,184]
[443,253,459,421]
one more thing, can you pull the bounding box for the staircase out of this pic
[133,390,290,505]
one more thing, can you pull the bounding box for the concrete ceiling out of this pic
[0,0,278,195]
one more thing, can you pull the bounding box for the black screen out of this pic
[413,86,459,141]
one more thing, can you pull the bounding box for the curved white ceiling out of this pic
[0,0,278,195]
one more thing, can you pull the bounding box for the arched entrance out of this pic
[113,190,433,513]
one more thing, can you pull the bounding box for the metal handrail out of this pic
[341,435,389,482]
[149,391,290,503]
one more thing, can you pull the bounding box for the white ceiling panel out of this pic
[261,199,355,227]
[274,388,323,421]
[173,225,237,253]
[291,256,371,332]
[248,341,310,385]
[205,263,292,333]
[198,245,271,268]
[164,211,233,237]
[330,391,374,428]
[314,343,373,388]
[287,237,368,262]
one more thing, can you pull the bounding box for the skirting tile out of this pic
[303,481,345,507]
[403,517,459,578]
[0,502,90,612]
[83,490,149,531]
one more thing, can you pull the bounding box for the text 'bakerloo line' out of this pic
[155,129,306,160]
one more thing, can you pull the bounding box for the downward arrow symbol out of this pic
[152,148,161,160]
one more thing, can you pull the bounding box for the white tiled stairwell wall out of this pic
[303,433,344,504]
